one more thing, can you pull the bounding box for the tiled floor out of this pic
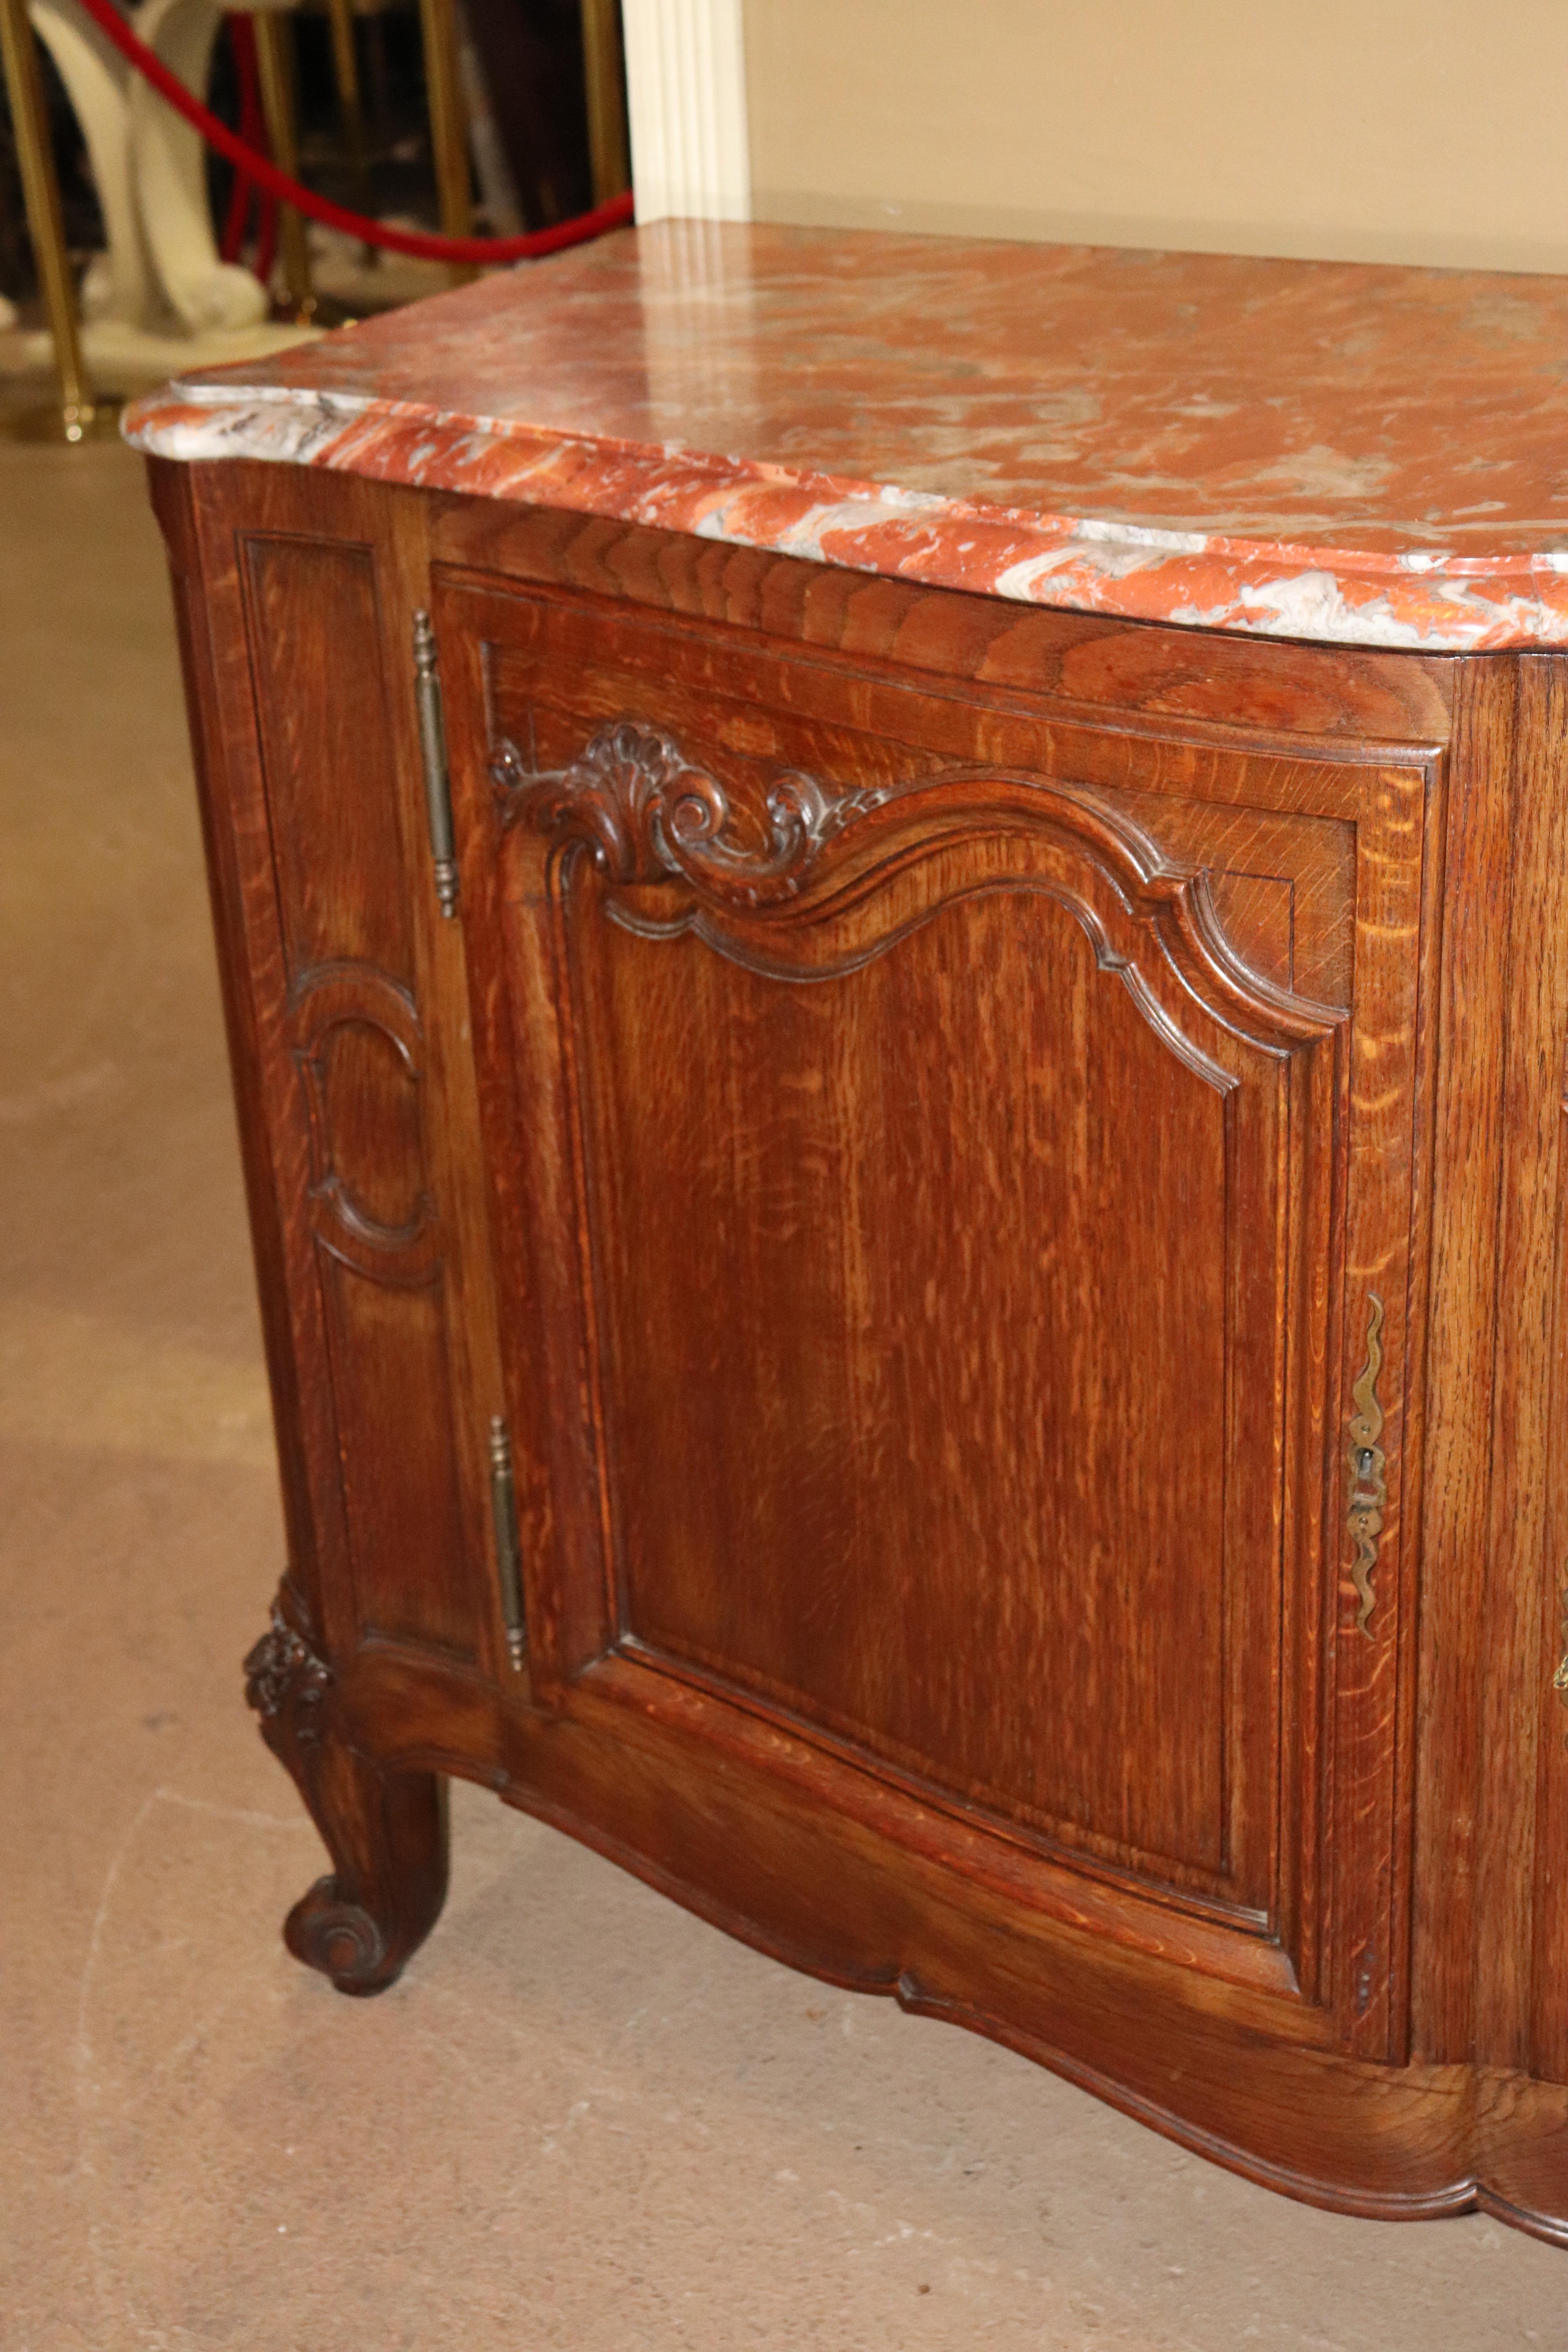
[2,440,1562,2350]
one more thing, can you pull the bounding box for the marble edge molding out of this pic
[121,381,1568,654]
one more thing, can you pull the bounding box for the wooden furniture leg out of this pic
[245,1594,448,1994]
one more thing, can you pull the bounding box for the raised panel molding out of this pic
[238,534,415,989]
[485,697,1352,2006]
[289,960,440,1283]
[491,712,1338,1057]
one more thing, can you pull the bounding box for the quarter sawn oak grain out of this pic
[148,454,1568,2244]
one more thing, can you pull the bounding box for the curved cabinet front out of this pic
[158,452,1568,2239]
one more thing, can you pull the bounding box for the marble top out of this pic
[125,221,1568,652]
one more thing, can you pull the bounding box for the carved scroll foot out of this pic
[244,1599,448,1996]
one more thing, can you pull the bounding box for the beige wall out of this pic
[743,0,1568,272]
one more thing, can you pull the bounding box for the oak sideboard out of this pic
[129,221,1568,2239]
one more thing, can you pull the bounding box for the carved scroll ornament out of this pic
[245,1601,332,1733]
[491,722,889,909]
[491,713,1342,1072]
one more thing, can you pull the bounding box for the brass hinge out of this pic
[488,1414,526,1671]
[412,610,458,919]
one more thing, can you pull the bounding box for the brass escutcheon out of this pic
[1347,1292,1388,1638]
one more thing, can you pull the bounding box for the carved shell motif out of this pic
[491,721,889,909]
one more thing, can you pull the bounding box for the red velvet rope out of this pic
[71,0,635,264]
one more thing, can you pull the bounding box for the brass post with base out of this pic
[250,4,316,323]
[321,0,369,187]
[0,0,111,439]
[416,0,473,287]
[580,0,629,206]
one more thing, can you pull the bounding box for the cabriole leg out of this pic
[243,1596,448,1995]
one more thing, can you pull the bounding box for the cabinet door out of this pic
[437,571,1439,2061]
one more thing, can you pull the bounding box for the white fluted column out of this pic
[622,0,749,224]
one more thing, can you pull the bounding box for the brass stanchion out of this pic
[0,0,97,439]
[322,0,369,188]
[416,0,473,286]
[579,0,628,206]
[250,6,316,321]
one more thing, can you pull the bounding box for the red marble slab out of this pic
[124,220,1568,650]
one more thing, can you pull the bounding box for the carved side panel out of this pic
[237,532,485,1662]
